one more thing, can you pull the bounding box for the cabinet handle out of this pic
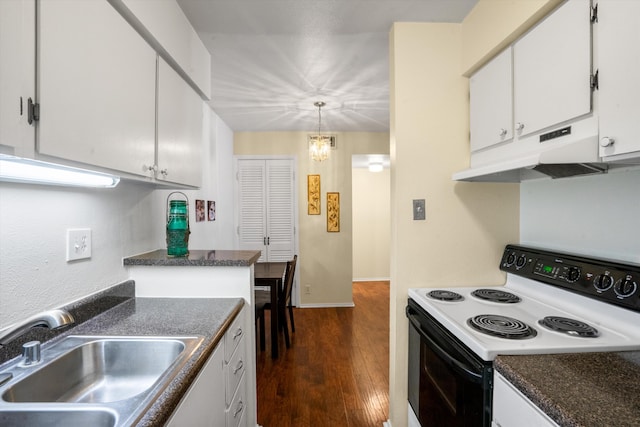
[233,359,244,374]
[234,400,244,418]
[143,164,157,173]
[499,128,507,137]
[515,122,525,131]
[233,327,243,340]
[160,169,168,177]
[600,136,615,147]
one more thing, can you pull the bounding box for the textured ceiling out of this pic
[177,0,478,132]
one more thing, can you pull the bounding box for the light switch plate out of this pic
[66,228,92,261]
[413,199,426,220]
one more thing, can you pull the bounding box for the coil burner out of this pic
[471,289,521,304]
[467,314,537,339]
[427,290,464,302]
[538,316,599,338]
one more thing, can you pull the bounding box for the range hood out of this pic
[452,135,607,182]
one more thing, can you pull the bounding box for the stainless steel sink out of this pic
[3,338,186,403]
[0,408,117,427]
[0,335,203,426]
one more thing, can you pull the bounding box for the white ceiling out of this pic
[177,0,478,132]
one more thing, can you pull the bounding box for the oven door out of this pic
[407,298,493,427]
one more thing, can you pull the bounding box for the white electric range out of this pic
[406,244,640,426]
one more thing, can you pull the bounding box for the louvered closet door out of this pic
[237,159,295,262]
[238,160,268,260]
[264,160,295,261]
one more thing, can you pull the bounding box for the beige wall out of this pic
[352,167,390,280]
[234,131,389,306]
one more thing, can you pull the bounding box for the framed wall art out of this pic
[327,192,340,232]
[307,174,321,215]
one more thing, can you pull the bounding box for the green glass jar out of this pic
[166,197,190,257]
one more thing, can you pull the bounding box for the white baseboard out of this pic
[353,277,390,282]
[383,420,392,427]
[298,302,355,308]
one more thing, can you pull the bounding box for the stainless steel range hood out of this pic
[452,135,607,182]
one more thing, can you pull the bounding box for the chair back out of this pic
[281,255,297,306]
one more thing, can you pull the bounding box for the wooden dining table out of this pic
[254,261,287,359]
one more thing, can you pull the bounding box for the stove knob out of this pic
[594,273,614,291]
[566,267,581,283]
[505,252,516,267]
[515,254,527,269]
[614,277,637,298]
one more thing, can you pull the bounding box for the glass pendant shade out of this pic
[310,101,330,162]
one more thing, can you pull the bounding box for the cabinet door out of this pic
[38,0,156,177]
[513,0,592,138]
[470,47,513,152]
[0,0,35,156]
[157,57,204,187]
[166,343,226,427]
[236,158,295,262]
[598,0,640,159]
[493,373,558,427]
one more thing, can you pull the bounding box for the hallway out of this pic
[256,281,390,427]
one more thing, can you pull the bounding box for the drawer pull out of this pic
[234,400,244,418]
[233,328,243,340]
[233,359,244,374]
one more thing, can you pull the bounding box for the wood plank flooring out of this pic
[256,281,390,427]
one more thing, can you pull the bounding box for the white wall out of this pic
[352,167,390,281]
[0,107,235,328]
[521,168,640,263]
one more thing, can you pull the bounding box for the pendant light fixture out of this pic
[309,101,331,162]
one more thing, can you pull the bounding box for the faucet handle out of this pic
[21,341,41,366]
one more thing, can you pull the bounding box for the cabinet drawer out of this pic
[226,336,246,405]
[493,372,558,427]
[226,373,246,427]
[225,312,245,362]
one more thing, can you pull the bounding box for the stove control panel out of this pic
[501,245,640,312]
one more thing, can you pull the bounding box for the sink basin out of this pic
[2,337,191,404]
[0,408,116,427]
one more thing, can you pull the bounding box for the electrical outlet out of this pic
[66,228,92,261]
[413,199,426,220]
[305,284,311,295]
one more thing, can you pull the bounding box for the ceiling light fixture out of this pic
[309,101,331,162]
[368,161,384,173]
[0,155,120,188]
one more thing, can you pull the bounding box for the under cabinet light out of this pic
[0,155,120,188]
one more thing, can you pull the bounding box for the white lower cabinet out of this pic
[167,307,248,427]
[166,342,225,427]
[493,372,558,427]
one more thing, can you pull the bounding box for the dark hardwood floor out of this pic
[256,281,390,427]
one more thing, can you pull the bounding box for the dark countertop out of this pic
[123,249,261,267]
[495,351,640,427]
[0,281,244,427]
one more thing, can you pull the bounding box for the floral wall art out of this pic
[327,192,340,232]
[307,174,321,215]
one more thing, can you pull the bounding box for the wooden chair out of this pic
[255,255,297,351]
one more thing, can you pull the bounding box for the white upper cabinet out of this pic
[513,0,592,138]
[113,0,211,100]
[38,0,156,178]
[0,0,35,157]
[470,47,513,152]
[597,0,640,161]
[157,58,204,187]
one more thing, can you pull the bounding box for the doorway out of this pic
[351,154,390,282]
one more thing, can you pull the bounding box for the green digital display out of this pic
[543,265,553,274]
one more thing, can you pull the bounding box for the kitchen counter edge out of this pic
[123,249,261,267]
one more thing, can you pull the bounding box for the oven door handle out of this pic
[407,311,483,384]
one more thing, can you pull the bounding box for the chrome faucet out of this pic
[0,309,75,347]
